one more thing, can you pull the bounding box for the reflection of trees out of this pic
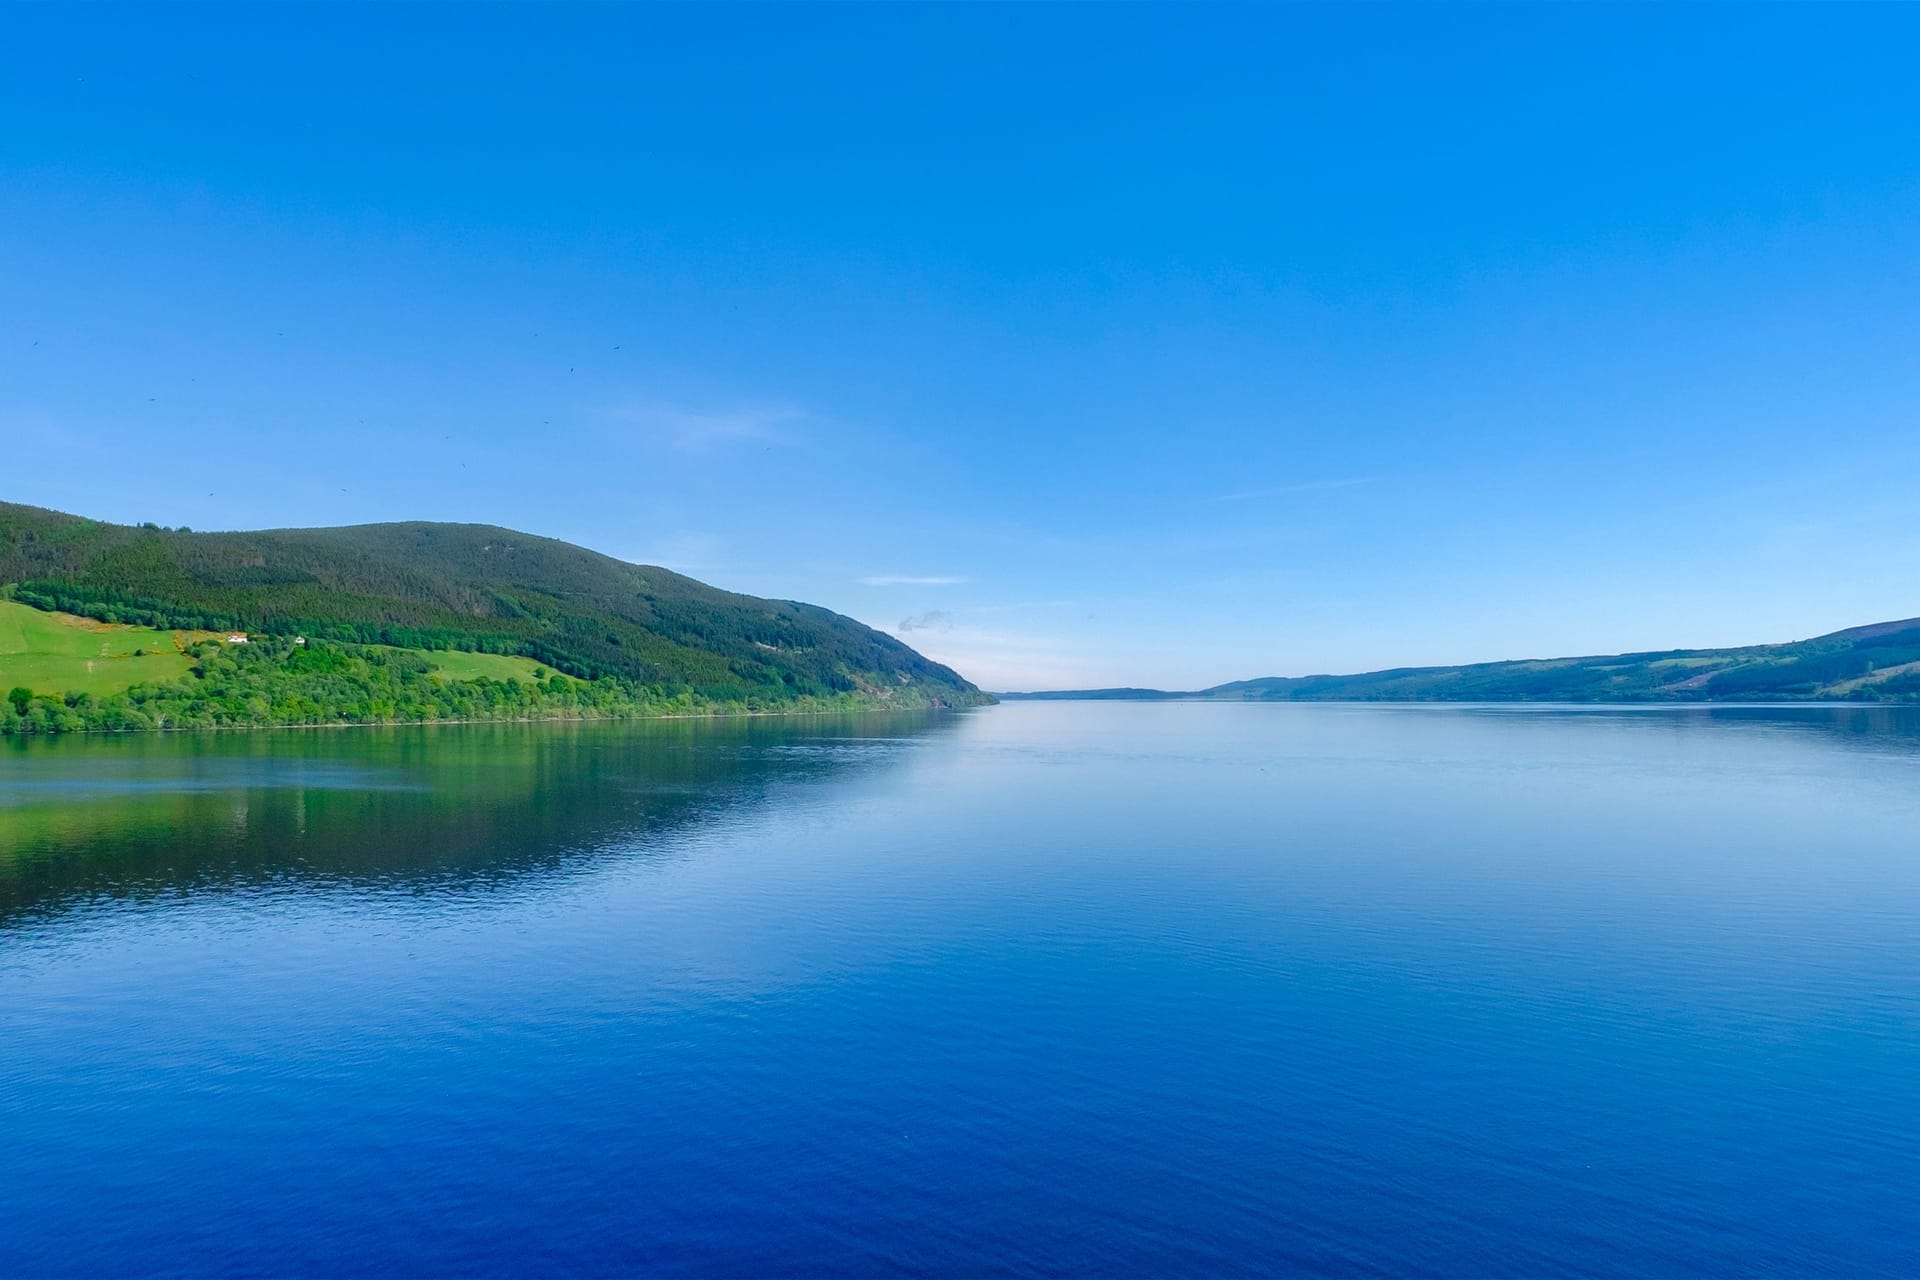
[1458,703,1920,755]
[0,713,959,926]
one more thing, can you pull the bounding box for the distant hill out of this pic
[0,501,986,711]
[996,687,1184,702]
[1001,618,1920,703]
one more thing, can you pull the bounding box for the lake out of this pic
[3,703,1918,1276]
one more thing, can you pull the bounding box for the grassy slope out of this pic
[0,501,986,708]
[417,649,547,682]
[0,600,553,697]
[1001,616,1920,703]
[0,600,201,695]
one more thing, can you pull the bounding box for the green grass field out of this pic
[0,598,550,701]
[0,599,199,696]
[419,649,547,682]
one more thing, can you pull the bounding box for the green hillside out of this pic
[0,599,547,698]
[0,600,203,696]
[0,501,983,706]
[419,648,549,683]
[1001,616,1920,703]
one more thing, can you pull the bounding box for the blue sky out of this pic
[5,4,1919,689]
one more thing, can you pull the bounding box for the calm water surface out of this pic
[3,703,1918,1276]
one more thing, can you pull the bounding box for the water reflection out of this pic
[4,702,1919,1277]
[0,713,961,926]
[1454,701,1920,755]
[10,703,1919,932]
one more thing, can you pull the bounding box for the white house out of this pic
[226,634,249,644]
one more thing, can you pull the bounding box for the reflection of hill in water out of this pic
[8,703,1918,929]
[0,713,960,926]
[1454,702,1920,756]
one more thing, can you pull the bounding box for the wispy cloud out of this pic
[603,402,803,451]
[968,599,1084,614]
[859,574,968,587]
[898,610,954,632]
[1201,476,1385,504]
[623,531,731,574]
[881,620,1090,691]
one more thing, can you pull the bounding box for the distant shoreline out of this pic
[995,614,1920,706]
[995,695,1888,708]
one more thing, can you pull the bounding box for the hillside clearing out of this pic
[0,598,567,701]
[0,599,202,696]
[418,649,548,682]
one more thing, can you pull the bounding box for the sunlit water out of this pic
[3,703,1918,1276]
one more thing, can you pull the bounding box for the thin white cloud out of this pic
[968,599,1083,614]
[859,574,968,587]
[603,402,803,451]
[623,531,731,574]
[1201,476,1385,504]
[881,621,1089,691]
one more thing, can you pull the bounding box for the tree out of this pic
[7,687,31,715]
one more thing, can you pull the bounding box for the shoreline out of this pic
[0,701,991,739]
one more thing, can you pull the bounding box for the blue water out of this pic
[3,703,1918,1276]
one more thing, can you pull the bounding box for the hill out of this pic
[0,502,988,732]
[1000,617,1920,704]
[994,687,1184,702]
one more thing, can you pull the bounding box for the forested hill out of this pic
[1001,616,1920,703]
[0,501,986,708]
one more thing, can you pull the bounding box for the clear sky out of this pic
[5,4,1918,690]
